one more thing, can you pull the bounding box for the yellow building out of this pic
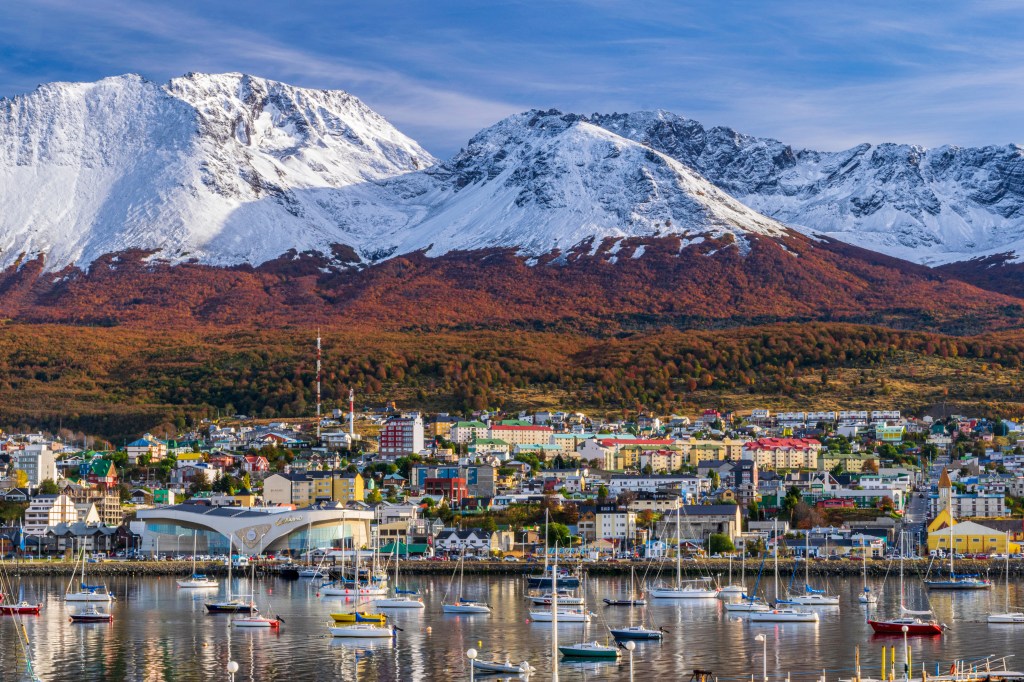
[263,471,365,507]
[926,510,1020,554]
[683,438,745,466]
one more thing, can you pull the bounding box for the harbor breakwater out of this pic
[5,558,1022,578]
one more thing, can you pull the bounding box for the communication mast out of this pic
[316,330,322,441]
[349,388,355,438]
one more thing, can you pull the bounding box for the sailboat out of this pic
[777,533,839,606]
[531,590,585,606]
[231,549,281,628]
[608,572,663,640]
[718,553,746,595]
[329,561,395,639]
[65,544,113,603]
[858,535,878,605]
[442,547,491,614]
[647,509,719,598]
[868,531,944,635]
[528,509,581,589]
[205,535,257,614]
[987,532,1024,624]
[924,521,991,590]
[177,531,218,588]
[603,565,647,606]
[373,549,424,609]
[69,602,113,623]
[748,520,818,623]
[321,545,388,597]
[724,552,770,612]
[531,542,592,621]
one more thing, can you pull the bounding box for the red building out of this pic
[423,477,468,504]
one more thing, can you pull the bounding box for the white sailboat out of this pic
[373,549,424,609]
[603,565,647,606]
[748,520,818,623]
[232,549,280,629]
[177,531,218,589]
[442,547,491,614]
[719,553,746,595]
[858,535,878,605]
[206,535,256,613]
[988,532,1024,624]
[778,533,839,606]
[531,540,591,621]
[65,543,113,603]
[648,509,719,598]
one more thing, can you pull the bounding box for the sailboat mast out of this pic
[773,519,779,603]
[805,532,809,589]
[949,522,954,577]
[1005,532,1011,612]
[676,509,682,588]
[551,546,559,682]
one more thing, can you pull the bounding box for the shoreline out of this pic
[4,558,1018,577]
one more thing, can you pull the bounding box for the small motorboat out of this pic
[329,623,395,638]
[442,599,491,614]
[205,599,257,614]
[529,608,591,622]
[530,591,584,606]
[231,615,280,629]
[298,568,324,579]
[472,658,534,674]
[177,574,218,589]
[777,593,840,606]
[69,604,112,623]
[987,612,1024,624]
[0,602,43,615]
[373,596,425,609]
[558,641,620,659]
[603,598,647,606]
[609,625,664,640]
[748,608,819,623]
[331,611,387,623]
[724,599,771,612]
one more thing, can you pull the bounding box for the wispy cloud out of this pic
[0,0,1023,154]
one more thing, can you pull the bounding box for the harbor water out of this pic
[2,574,1023,681]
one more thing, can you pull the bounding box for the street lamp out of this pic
[755,634,767,682]
[176,533,187,558]
[901,625,909,681]
[467,648,478,682]
[624,640,636,682]
[227,661,238,682]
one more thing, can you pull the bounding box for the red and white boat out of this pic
[868,616,944,636]
[0,602,43,615]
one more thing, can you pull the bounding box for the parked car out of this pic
[503,556,519,562]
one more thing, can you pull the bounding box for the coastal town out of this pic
[3,404,1022,566]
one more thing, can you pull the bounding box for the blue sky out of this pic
[1,1,1022,157]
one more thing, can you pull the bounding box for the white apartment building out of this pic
[24,494,77,535]
[595,505,637,541]
[12,443,57,488]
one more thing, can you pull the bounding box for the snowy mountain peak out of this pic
[371,107,789,258]
[0,72,435,269]
[590,110,1024,265]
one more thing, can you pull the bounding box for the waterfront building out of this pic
[24,493,77,535]
[136,502,374,555]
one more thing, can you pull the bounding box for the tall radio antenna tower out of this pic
[316,330,322,441]
[349,388,355,438]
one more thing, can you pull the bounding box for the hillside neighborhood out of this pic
[2,406,1023,560]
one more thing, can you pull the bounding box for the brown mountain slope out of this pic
[1,232,1021,334]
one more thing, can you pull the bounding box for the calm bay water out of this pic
[2,573,1023,681]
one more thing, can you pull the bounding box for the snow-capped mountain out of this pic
[364,110,789,258]
[0,72,433,269]
[591,111,1024,265]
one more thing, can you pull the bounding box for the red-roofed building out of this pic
[743,438,822,470]
[242,455,270,473]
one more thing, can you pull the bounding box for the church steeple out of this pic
[938,468,953,518]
